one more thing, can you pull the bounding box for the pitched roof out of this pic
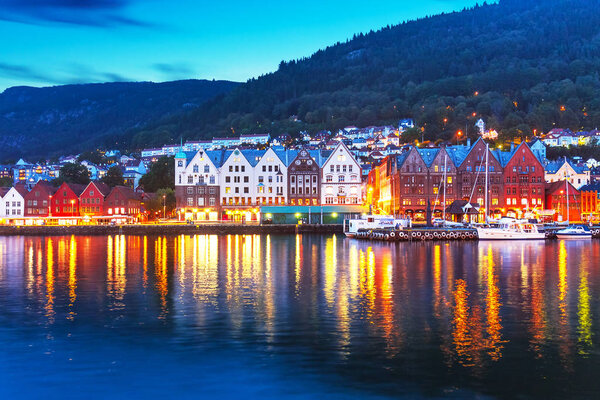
[579,183,600,192]
[545,180,579,195]
[13,183,29,198]
[90,181,112,196]
[445,144,471,167]
[65,183,87,196]
[108,185,141,201]
[416,148,440,167]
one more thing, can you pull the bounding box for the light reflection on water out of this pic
[0,235,599,399]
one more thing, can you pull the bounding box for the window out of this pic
[193,165,199,173]
[187,198,193,206]
[338,176,345,182]
[244,176,249,183]
[204,165,209,173]
[187,187,193,194]
[209,198,215,206]
[187,176,193,184]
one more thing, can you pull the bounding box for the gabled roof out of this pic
[62,182,87,196]
[107,185,141,201]
[87,181,111,196]
[445,144,471,167]
[416,148,440,168]
[579,183,600,192]
[545,180,579,195]
[13,183,29,198]
[546,158,589,174]
[240,149,266,167]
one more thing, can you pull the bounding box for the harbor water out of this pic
[0,234,599,399]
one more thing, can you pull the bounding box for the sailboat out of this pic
[555,165,591,239]
[476,143,545,240]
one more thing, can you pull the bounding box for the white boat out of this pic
[343,215,411,238]
[476,217,545,240]
[556,225,592,240]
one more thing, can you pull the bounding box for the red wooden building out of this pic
[79,182,111,216]
[51,182,86,217]
[502,142,545,217]
[104,186,142,217]
[545,181,581,222]
[24,181,56,217]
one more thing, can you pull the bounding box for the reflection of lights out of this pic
[46,238,55,323]
[577,255,592,355]
[485,246,503,361]
[452,279,472,366]
[433,245,442,318]
[558,241,568,322]
[68,235,77,320]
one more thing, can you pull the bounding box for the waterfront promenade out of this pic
[0,223,343,236]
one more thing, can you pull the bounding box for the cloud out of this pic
[152,63,195,79]
[0,63,62,84]
[0,0,152,27]
[0,62,130,87]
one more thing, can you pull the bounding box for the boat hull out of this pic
[556,233,592,240]
[476,228,545,240]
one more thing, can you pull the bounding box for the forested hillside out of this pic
[0,79,239,161]
[132,0,600,146]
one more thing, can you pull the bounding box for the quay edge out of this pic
[0,224,343,237]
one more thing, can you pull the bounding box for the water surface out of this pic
[0,235,598,399]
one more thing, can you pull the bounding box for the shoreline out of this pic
[0,224,343,236]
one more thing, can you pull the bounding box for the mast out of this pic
[442,153,447,221]
[565,157,570,223]
[485,143,489,222]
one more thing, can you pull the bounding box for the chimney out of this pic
[466,138,471,147]
[510,142,515,152]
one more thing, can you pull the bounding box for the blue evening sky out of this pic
[0,0,482,91]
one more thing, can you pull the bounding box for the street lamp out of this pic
[71,199,75,219]
[162,195,166,219]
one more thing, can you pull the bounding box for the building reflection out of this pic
[0,234,599,379]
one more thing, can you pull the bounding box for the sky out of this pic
[0,0,481,91]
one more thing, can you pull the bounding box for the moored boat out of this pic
[556,225,592,240]
[476,217,545,240]
[343,215,411,238]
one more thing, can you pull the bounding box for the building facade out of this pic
[288,148,322,206]
[321,143,362,205]
[24,182,56,217]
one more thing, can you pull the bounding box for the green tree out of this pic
[139,156,175,192]
[100,165,124,187]
[0,177,12,187]
[53,163,91,186]
[77,150,105,165]
[145,188,176,219]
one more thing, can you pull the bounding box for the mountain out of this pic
[0,79,239,161]
[132,0,600,146]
